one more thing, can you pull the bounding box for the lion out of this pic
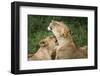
[28,35,58,60]
[48,20,88,59]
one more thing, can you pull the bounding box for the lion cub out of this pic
[28,35,57,60]
[48,20,87,59]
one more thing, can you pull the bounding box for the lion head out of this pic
[48,20,72,38]
[29,35,58,60]
[39,35,58,50]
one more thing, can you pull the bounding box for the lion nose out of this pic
[48,26,52,31]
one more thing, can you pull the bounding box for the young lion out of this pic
[48,20,87,59]
[28,35,57,60]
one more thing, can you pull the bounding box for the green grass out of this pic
[28,31,52,53]
[28,15,88,54]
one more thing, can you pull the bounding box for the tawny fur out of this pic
[48,20,88,59]
[28,35,57,60]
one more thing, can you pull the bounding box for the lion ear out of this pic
[51,20,55,23]
[61,29,73,38]
[39,40,47,47]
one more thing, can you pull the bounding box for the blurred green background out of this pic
[28,15,88,54]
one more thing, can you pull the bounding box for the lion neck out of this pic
[56,34,73,46]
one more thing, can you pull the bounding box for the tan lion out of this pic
[28,35,58,60]
[48,20,88,59]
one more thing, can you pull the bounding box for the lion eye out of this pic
[42,42,45,44]
[40,41,45,44]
